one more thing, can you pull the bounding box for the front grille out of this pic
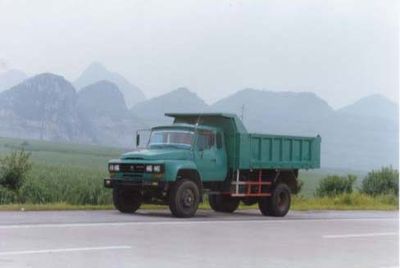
[120,164,145,173]
[122,172,143,178]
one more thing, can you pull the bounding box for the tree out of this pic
[0,149,32,191]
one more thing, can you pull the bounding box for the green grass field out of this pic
[0,137,397,210]
[0,137,121,205]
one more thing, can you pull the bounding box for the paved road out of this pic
[0,209,398,268]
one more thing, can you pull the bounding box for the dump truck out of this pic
[104,113,321,218]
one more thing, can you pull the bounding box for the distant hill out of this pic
[338,94,398,122]
[74,62,145,108]
[131,87,208,125]
[0,69,28,92]
[210,89,398,170]
[0,73,90,142]
[211,89,333,135]
[324,94,398,170]
[317,111,398,171]
[77,80,146,147]
[78,80,129,117]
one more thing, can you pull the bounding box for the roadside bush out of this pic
[0,149,32,191]
[362,167,399,196]
[315,175,357,197]
[0,186,18,204]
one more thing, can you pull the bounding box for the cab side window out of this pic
[197,130,215,151]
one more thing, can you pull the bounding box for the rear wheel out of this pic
[113,187,142,213]
[208,194,240,213]
[258,183,291,217]
[169,179,200,218]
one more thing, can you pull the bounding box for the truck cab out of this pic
[104,113,321,218]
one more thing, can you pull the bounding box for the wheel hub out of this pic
[182,189,194,208]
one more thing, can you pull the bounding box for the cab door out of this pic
[194,129,227,181]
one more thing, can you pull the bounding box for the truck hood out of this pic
[121,148,193,161]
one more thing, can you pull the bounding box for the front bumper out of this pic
[104,178,165,188]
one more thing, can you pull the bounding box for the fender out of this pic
[164,160,200,181]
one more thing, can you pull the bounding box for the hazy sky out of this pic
[0,0,398,108]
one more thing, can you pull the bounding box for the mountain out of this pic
[74,62,145,108]
[0,73,90,142]
[0,69,28,92]
[211,89,334,135]
[317,110,398,171]
[131,87,208,125]
[77,80,129,117]
[338,94,398,122]
[325,94,398,170]
[77,81,146,147]
[210,89,398,170]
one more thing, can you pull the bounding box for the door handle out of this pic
[210,158,217,162]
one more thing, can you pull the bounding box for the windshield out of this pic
[148,130,194,149]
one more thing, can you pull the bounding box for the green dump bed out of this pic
[236,133,321,170]
[166,113,321,171]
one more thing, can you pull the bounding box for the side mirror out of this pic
[136,133,140,147]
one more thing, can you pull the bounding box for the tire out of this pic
[169,179,200,218]
[113,187,142,213]
[208,194,240,213]
[258,183,291,217]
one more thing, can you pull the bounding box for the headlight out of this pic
[109,164,120,172]
[153,165,161,173]
[146,165,153,172]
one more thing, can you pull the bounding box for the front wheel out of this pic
[258,183,291,217]
[113,187,142,213]
[169,180,200,218]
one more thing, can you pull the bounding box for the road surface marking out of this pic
[0,218,396,230]
[323,232,397,239]
[0,246,131,256]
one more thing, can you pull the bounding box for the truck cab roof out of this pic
[152,123,220,132]
[165,113,248,134]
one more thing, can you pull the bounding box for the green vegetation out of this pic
[297,169,366,197]
[362,166,399,196]
[0,137,121,205]
[0,137,398,211]
[315,175,357,197]
[0,149,32,194]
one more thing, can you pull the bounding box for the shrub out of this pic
[0,149,32,191]
[362,167,399,196]
[315,175,357,197]
[0,186,18,204]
